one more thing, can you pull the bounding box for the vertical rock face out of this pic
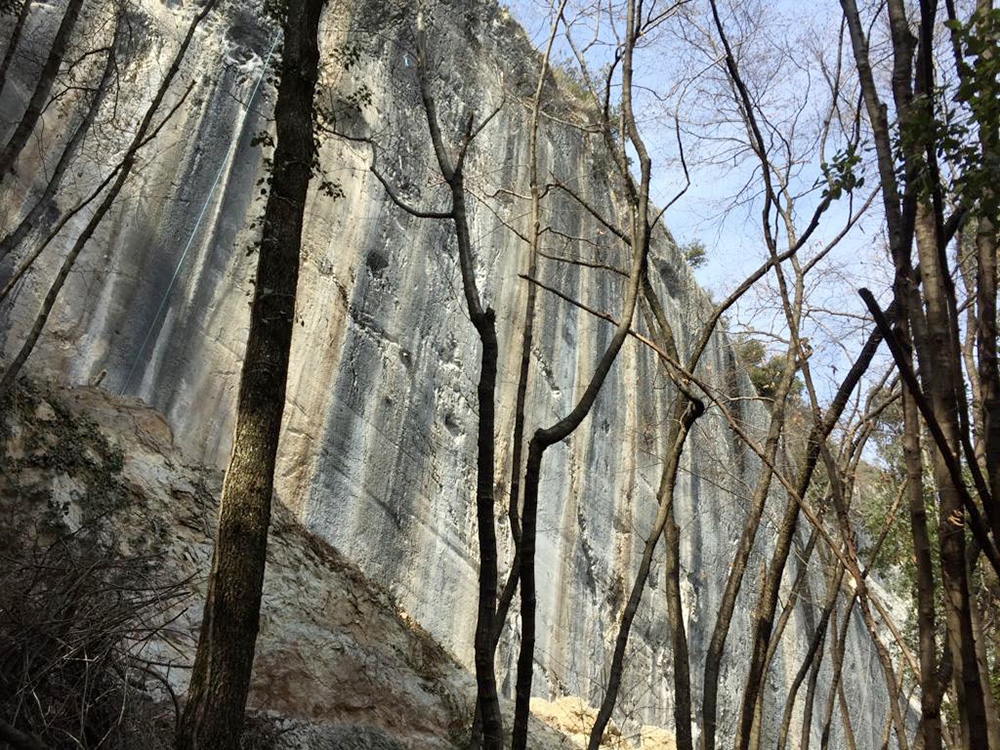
[1,0,893,744]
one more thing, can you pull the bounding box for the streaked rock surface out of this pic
[0,0,898,745]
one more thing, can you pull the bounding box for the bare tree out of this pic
[0,0,34,96]
[838,0,1000,743]
[0,13,120,262]
[410,13,506,746]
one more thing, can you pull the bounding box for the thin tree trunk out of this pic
[904,379,943,750]
[799,622,826,750]
[700,343,797,750]
[733,320,885,750]
[473,308,503,749]
[823,478,906,750]
[972,0,1000,530]
[0,0,33,100]
[664,506,694,750]
[0,0,86,180]
[776,557,844,750]
[747,522,819,750]
[968,565,1000,750]
[513,244,646,750]
[175,0,319,746]
[0,2,213,399]
[0,23,118,262]
[819,603,857,750]
[837,683,858,750]
[857,592,910,750]
[511,0,651,745]
[491,0,566,658]
[587,391,701,750]
[411,18,505,747]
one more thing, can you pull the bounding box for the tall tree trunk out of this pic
[912,202,989,747]
[700,339,797,750]
[175,0,321,746]
[776,556,844,750]
[839,0,997,738]
[0,0,86,180]
[411,18,505,746]
[490,0,566,677]
[857,593,910,750]
[972,0,1000,536]
[511,0,651,745]
[904,378,943,750]
[820,603,858,750]
[471,305,502,749]
[969,565,1000,750]
[664,509,694,750]
[732,321,885,750]
[587,388,701,750]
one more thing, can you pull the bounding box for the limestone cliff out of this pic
[0,0,896,745]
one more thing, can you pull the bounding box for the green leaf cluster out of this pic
[818,143,865,200]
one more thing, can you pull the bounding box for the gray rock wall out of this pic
[0,0,896,745]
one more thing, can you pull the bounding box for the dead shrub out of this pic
[0,536,190,749]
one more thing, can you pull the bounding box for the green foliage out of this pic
[856,395,939,584]
[945,10,1000,212]
[818,143,865,200]
[680,239,708,269]
[329,41,365,72]
[895,10,1000,209]
[733,335,802,401]
[247,40,372,255]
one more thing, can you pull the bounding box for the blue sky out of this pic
[501,0,894,397]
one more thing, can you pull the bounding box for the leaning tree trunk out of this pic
[0,2,211,399]
[0,0,86,180]
[176,0,323,747]
[0,0,34,100]
[0,19,119,262]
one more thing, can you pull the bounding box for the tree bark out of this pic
[971,0,1000,542]
[913,200,989,748]
[412,18,505,747]
[175,0,321,746]
[491,0,566,669]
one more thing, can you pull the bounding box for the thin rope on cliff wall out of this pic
[119,33,280,396]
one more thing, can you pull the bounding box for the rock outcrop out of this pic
[1,0,896,745]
